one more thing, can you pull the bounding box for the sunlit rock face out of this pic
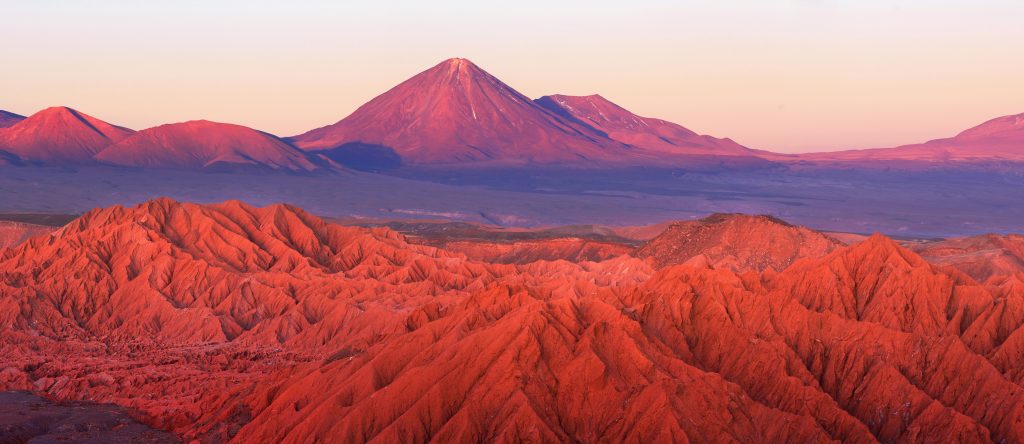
[2,198,1024,443]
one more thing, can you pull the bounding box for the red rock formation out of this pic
[289,58,652,166]
[232,233,1024,443]
[95,120,327,172]
[0,221,54,248]
[0,106,133,163]
[607,220,677,242]
[536,94,752,156]
[3,199,1024,443]
[767,233,996,335]
[911,233,1024,282]
[635,213,841,271]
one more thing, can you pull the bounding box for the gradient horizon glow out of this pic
[2,0,1022,153]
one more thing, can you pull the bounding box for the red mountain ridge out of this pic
[2,198,1024,442]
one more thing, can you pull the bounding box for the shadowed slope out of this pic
[0,110,25,128]
[0,391,179,443]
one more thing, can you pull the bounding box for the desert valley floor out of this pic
[1,164,1023,238]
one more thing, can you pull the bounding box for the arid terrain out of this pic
[2,198,1024,443]
[2,55,1024,443]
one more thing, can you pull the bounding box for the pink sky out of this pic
[2,1,1022,153]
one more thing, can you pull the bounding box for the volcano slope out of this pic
[289,58,643,166]
[2,199,1024,443]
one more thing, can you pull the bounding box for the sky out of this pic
[1,0,1022,153]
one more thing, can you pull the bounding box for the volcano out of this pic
[94,120,327,172]
[536,94,753,156]
[0,106,133,163]
[289,58,651,166]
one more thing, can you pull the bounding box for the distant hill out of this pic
[788,112,1024,164]
[95,120,329,172]
[0,110,25,128]
[0,106,133,163]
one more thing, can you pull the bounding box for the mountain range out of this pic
[797,112,1024,163]
[288,58,754,166]
[3,58,1018,171]
[4,198,1024,442]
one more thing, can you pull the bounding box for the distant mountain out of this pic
[94,120,327,172]
[290,58,652,166]
[0,110,25,128]
[797,112,1024,163]
[0,106,133,163]
[535,94,752,156]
